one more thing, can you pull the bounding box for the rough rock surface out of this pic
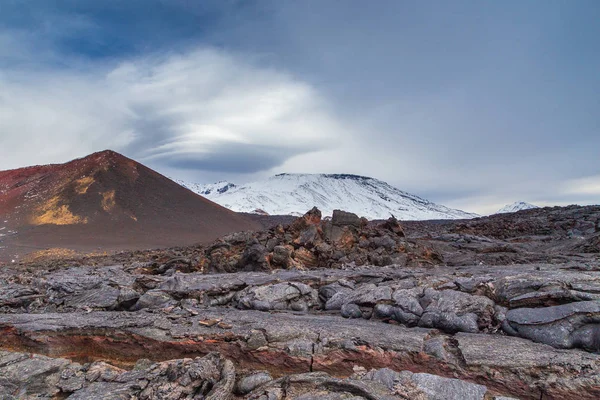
[0,349,497,400]
[1,205,600,399]
[503,301,600,351]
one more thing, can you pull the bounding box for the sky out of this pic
[0,0,599,215]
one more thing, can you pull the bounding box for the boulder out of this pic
[418,289,496,333]
[347,283,393,306]
[67,284,120,310]
[341,303,363,319]
[294,225,321,248]
[290,207,322,232]
[381,216,405,237]
[0,285,41,308]
[237,241,270,271]
[293,247,319,268]
[236,371,273,394]
[503,300,600,351]
[235,282,317,312]
[410,372,487,400]
[332,210,363,228]
[271,245,293,268]
[131,290,176,311]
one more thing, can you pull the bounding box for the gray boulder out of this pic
[236,371,273,394]
[332,210,363,228]
[410,372,487,400]
[503,300,600,351]
[131,290,176,311]
[418,289,496,333]
[341,303,363,319]
[235,282,317,312]
[237,241,270,271]
[0,284,41,308]
[272,245,293,268]
[67,284,120,310]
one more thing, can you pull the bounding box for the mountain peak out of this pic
[93,149,120,157]
[496,201,539,214]
[184,174,478,220]
[79,149,133,167]
[175,180,237,196]
[0,151,259,261]
[274,173,373,181]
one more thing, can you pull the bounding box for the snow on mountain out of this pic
[496,201,539,214]
[181,173,479,220]
[175,180,236,196]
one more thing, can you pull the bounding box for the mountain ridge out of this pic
[0,150,259,261]
[496,201,539,214]
[179,173,478,220]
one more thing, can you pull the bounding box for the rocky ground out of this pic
[1,205,599,399]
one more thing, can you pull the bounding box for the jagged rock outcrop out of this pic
[160,207,436,273]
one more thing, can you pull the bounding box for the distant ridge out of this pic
[0,150,259,261]
[178,173,479,220]
[496,201,539,214]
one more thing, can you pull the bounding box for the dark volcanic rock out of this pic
[452,205,600,240]
[234,282,318,312]
[189,207,442,272]
[341,303,363,318]
[0,307,598,399]
[418,289,496,333]
[332,209,363,228]
[504,301,600,351]
[0,285,41,308]
[236,371,273,394]
[0,350,232,400]
[237,240,270,271]
[0,348,504,400]
[2,205,600,399]
[271,245,293,268]
[131,289,175,311]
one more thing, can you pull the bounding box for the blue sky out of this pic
[1,0,599,214]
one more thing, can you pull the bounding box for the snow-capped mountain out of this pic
[496,202,539,214]
[180,173,479,220]
[174,180,236,196]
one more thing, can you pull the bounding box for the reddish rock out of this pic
[0,150,260,262]
[290,207,322,232]
[293,247,319,269]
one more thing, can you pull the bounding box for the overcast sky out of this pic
[1,0,599,214]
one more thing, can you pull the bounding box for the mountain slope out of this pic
[0,150,259,261]
[180,173,478,220]
[496,202,539,214]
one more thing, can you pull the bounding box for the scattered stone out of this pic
[341,303,363,318]
[236,371,273,394]
[199,319,221,327]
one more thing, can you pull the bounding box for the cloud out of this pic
[563,175,600,196]
[0,42,343,174]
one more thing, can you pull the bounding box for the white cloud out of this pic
[0,44,345,173]
[1,19,598,216]
[562,175,600,196]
